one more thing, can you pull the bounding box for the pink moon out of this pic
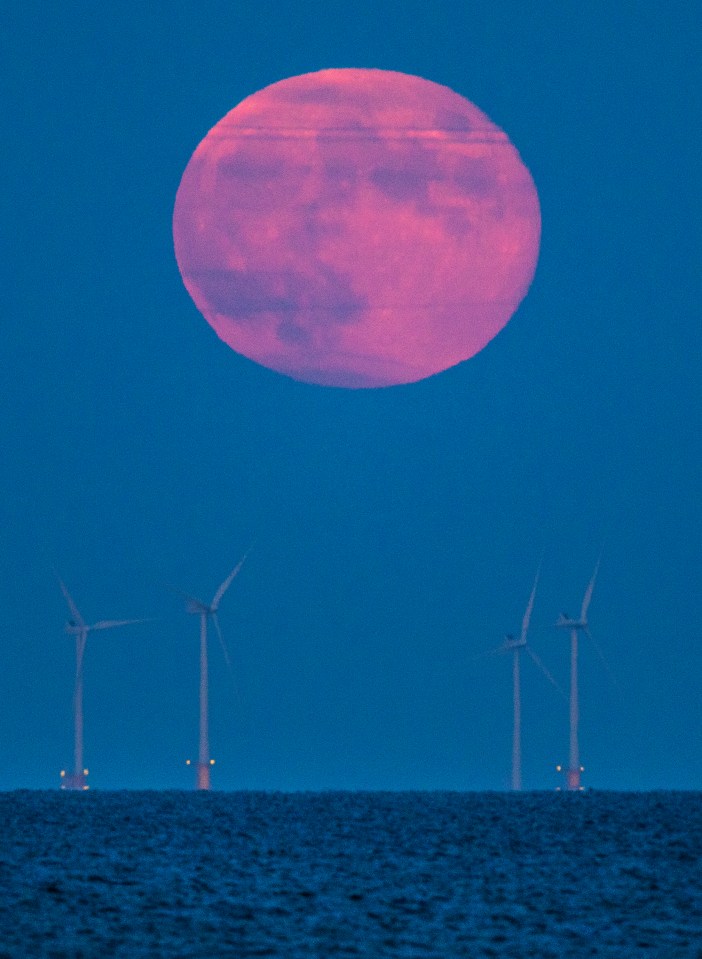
[173,69,541,388]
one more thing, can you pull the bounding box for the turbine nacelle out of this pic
[186,599,212,616]
[555,613,586,629]
[504,633,526,650]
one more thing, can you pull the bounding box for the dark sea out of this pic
[0,791,700,958]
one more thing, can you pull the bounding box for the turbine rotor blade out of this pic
[520,562,542,645]
[165,583,207,611]
[211,548,252,610]
[54,570,84,628]
[584,627,617,685]
[472,643,508,662]
[580,555,601,621]
[526,647,565,697]
[212,613,243,708]
[212,613,232,671]
[89,617,154,631]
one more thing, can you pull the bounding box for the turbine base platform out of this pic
[196,762,211,790]
[555,764,585,791]
[566,768,582,791]
[60,771,89,791]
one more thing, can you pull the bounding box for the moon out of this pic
[173,69,541,388]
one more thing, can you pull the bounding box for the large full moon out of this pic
[173,69,541,388]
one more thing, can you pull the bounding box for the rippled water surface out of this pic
[0,791,700,957]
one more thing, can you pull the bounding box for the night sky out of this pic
[4,2,699,791]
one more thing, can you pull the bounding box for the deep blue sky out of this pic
[3,2,699,790]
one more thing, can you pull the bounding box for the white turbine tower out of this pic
[555,556,601,791]
[481,565,562,791]
[176,553,248,790]
[56,574,151,791]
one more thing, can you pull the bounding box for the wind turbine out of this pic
[480,564,562,791]
[176,553,248,790]
[555,556,602,791]
[56,574,151,791]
